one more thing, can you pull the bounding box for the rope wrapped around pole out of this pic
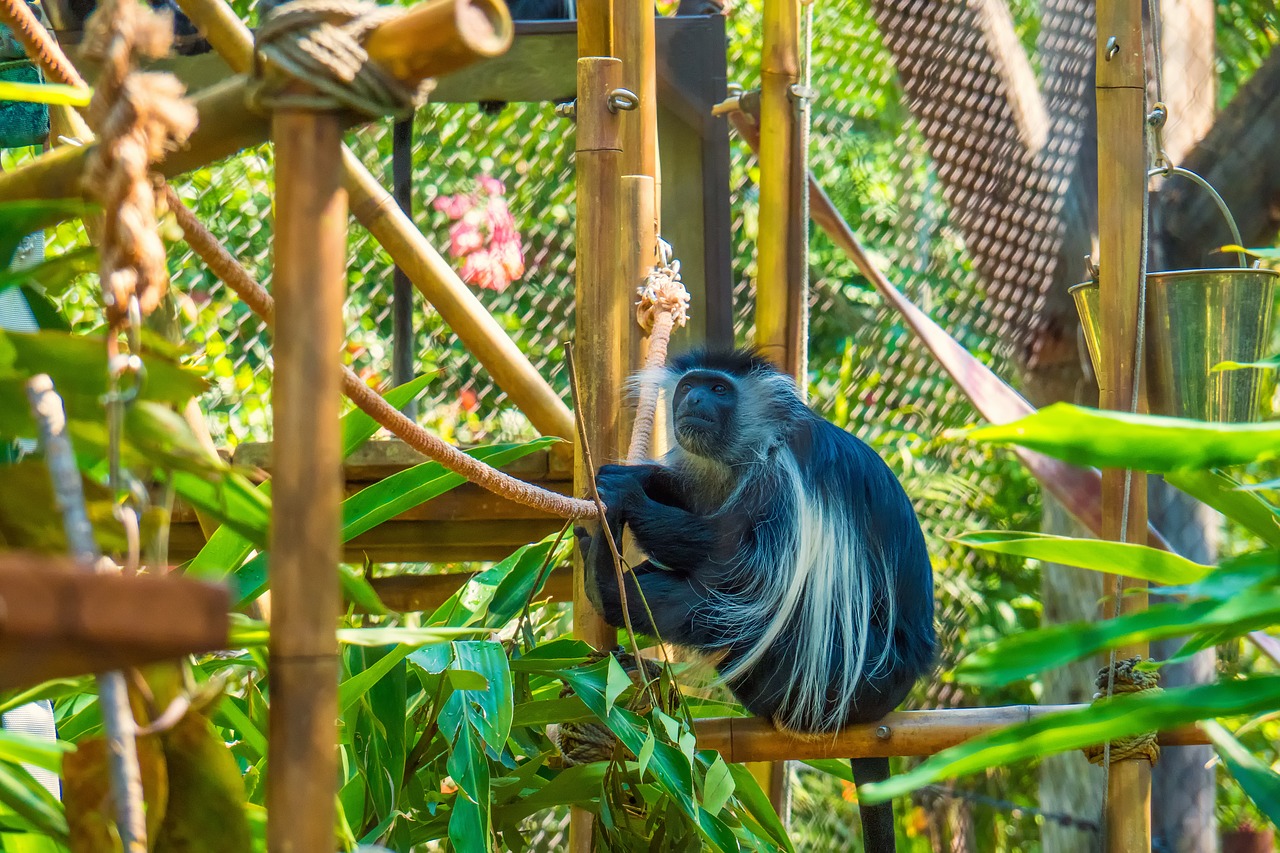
[626,240,689,462]
[1082,657,1163,766]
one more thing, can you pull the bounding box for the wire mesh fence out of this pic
[16,0,1243,847]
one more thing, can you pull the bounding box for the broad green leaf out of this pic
[484,535,566,627]
[801,759,854,782]
[637,735,656,779]
[725,761,794,852]
[956,590,1280,686]
[348,644,408,820]
[339,563,388,615]
[339,645,413,715]
[336,627,478,648]
[509,696,593,728]
[342,440,555,542]
[452,641,514,748]
[428,537,559,629]
[340,373,434,455]
[701,755,734,816]
[953,531,1212,585]
[0,764,66,841]
[0,247,97,295]
[216,698,266,760]
[0,202,92,266]
[604,654,633,713]
[0,81,90,106]
[494,762,607,821]
[860,676,1280,804]
[1166,469,1280,549]
[0,732,69,773]
[509,638,594,672]
[14,285,69,332]
[1203,720,1280,826]
[967,403,1280,472]
[172,468,270,547]
[1222,244,1280,261]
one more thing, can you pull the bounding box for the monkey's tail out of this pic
[851,756,896,853]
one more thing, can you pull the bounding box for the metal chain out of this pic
[104,294,147,575]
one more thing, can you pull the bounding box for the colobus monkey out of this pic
[577,348,936,852]
[504,0,725,20]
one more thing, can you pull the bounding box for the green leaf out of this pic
[494,763,607,821]
[956,590,1280,686]
[604,654,632,714]
[0,80,90,106]
[339,645,413,716]
[637,735,655,779]
[337,627,476,649]
[860,676,1280,805]
[0,764,67,841]
[510,696,593,728]
[172,468,270,548]
[953,531,1212,585]
[0,248,96,296]
[1203,720,1280,826]
[725,761,794,852]
[451,641,514,748]
[339,563,388,615]
[1214,353,1280,372]
[1166,469,1280,550]
[0,201,93,266]
[701,755,734,816]
[967,403,1280,472]
[0,732,69,774]
[340,373,434,455]
[341,440,555,542]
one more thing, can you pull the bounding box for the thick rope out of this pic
[626,242,689,463]
[1082,657,1162,766]
[252,0,428,118]
[0,0,80,85]
[163,186,599,519]
[81,0,197,328]
[553,649,674,766]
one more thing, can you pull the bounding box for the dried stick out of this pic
[27,376,148,853]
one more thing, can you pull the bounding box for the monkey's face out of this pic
[671,370,738,459]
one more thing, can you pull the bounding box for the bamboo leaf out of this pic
[954,531,1212,584]
[0,732,69,774]
[860,676,1280,804]
[956,590,1280,686]
[1166,469,1280,549]
[967,403,1280,472]
[725,761,794,853]
[1203,720,1280,826]
[701,755,734,816]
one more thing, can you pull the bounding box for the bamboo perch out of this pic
[268,103,346,853]
[695,708,1209,764]
[1095,0,1152,847]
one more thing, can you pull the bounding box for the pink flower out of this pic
[460,250,508,293]
[435,174,526,292]
[477,175,505,196]
[432,193,472,218]
[449,218,484,256]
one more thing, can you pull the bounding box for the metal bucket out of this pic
[1069,268,1278,422]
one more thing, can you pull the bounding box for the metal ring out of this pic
[607,88,639,113]
[1146,102,1167,129]
[1105,36,1119,60]
[1149,165,1247,267]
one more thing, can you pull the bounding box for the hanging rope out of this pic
[81,0,197,328]
[626,239,689,462]
[1083,657,1162,766]
[251,0,428,118]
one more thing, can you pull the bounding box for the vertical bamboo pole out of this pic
[578,0,614,58]
[570,54,627,853]
[268,107,346,853]
[755,0,805,377]
[621,175,658,449]
[1096,1,1151,850]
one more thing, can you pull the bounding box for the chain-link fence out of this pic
[21,0,1249,847]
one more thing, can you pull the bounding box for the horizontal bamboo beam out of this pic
[695,706,1209,763]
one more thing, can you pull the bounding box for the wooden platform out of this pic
[169,440,575,564]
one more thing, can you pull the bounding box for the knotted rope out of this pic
[252,0,429,118]
[552,649,676,766]
[1082,657,1162,766]
[626,240,690,462]
[81,0,197,329]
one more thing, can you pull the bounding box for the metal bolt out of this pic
[875,725,892,741]
[607,88,639,113]
[1105,36,1119,60]
[554,100,577,120]
[1146,101,1168,128]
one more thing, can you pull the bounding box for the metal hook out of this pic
[1105,36,1120,60]
[607,89,639,113]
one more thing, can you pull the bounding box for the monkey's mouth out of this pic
[677,415,715,433]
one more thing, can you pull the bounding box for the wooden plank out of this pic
[0,554,227,689]
[231,440,572,483]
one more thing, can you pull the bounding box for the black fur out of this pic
[577,347,936,852]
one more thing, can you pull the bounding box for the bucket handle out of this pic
[1150,165,1248,268]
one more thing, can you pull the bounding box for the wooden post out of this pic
[755,0,805,377]
[615,0,659,214]
[268,107,346,853]
[621,175,658,448]
[1096,0,1151,850]
[571,54,627,853]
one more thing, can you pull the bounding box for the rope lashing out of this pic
[1082,657,1162,766]
[552,649,676,766]
[626,239,689,462]
[251,0,429,118]
[81,0,197,329]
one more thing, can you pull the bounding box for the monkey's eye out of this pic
[679,382,692,393]
[712,383,728,394]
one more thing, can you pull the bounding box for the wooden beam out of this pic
[695,707,1209,763]
[0,553,227,689]
[368,566,572,612]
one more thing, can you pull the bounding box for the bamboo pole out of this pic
[1095,0,1151,849]
[577,0,614,57]
[268,106,347,852]
[755,0,804,378]
[571,53,627,853]
[695,709,1209,764]
[614,0,659,211]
